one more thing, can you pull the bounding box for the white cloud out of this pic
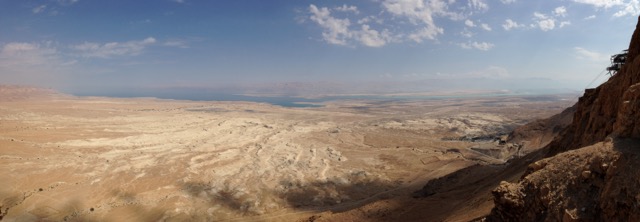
[357,25,390,47]
[468,0,489,12]
[460,29,474,38]
[613,0,640,17]
[531,7,573,32]
[32,5,47,14]
[32,1,79,16]
[537,19,555,31]
[554,6,567,17]
[357,17,370,24]
[382,0,459,42]
[533,12,548,19]
[459,41,494,51]
[574,47,608,61]
[533,12,556,31]
[480,23,492,31]
[304,1,498,46]
[309,4,352,45]
[584,15,597,20]
[465,19,476,27]
[335,4,359,14]
[172,0,186,3]
[409,27,444,42]
[502,19,522,30]
[572,0,623,8]
[72,37,157,58]
[500,0,516,4]
[383,0,455,22]
[309,5,391,47]
[357,16,384,25]
[573,0,640,17]
[57,0,79,5]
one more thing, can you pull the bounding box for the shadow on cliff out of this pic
[276,175,397,212]
[178,174,401,220]
[181,181,252,215]
[177,154,541,222]
[314,150,548,222]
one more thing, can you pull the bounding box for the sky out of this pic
[1,0,639,95]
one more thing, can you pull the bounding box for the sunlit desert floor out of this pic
[0,93,573,221]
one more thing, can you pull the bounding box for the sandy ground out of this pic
[0,93,573,221]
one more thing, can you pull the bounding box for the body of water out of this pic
[74,91,325,107]
[72,90,572,108]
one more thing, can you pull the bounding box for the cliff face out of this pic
[487,16,640,221]
[546,17,640,156]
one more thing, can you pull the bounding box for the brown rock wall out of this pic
[487,16,640,221]
[546,17,640,156]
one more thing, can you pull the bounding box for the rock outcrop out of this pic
[487,16,640,221]
[488,139,640,221]
[546,16,640,156]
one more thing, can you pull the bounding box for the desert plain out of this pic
[0,88,574,221]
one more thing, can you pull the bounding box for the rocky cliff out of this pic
[546,17,640,156]
[487,16,640,221]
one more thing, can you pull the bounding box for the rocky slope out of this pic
[488,139,640,221]
[506,105,575,156]
[487,16,640,221]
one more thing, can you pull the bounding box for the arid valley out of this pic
[5,1,640,221]
[0,87,574,221]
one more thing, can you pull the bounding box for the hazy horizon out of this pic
[1,1,637,95]
[61,77,582,98]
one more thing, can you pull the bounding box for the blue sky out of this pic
[1,0,639,94]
